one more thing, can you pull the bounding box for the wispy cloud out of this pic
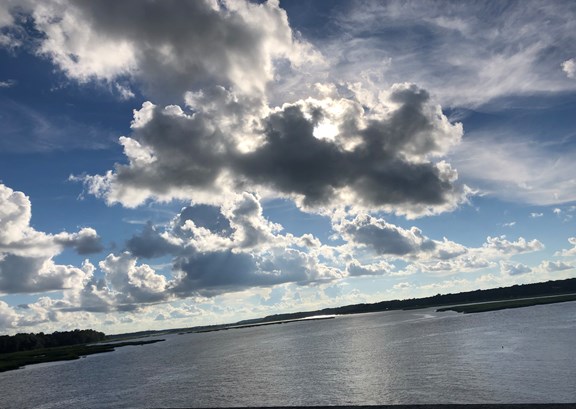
[316,0,576,107]
[451,131,576,205]
[0,98,116,152]
[0,79,17,88]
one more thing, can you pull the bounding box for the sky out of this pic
[0,0,575,335]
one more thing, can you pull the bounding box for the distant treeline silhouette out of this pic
[0,329,105,354]
[239,277,576,324]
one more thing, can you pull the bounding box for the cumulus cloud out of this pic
[0,255,92,294]
[99,252,169,305]
[7,1,470,221]
[500,261,532,276]
[347,260,393,277]
[417,256,493,275]
[82,83,466,218]
[55,228,104,255]
[483,235,544,254]
[123,198,344,298]
[562,58,576,79]
[125,222,181,259]
[555,237,576,257]
[338,214,436,256]
[2,0,320,102]
[539,260,573,272]
[0,183,99,294]
[0,300,18,330]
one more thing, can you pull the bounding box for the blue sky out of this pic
[0,0,575,334]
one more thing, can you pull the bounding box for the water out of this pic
[1,302,575,407]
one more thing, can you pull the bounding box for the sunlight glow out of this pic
[313,121,338,141]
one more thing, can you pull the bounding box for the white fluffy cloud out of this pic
[483,235,544,255]
[500,262,532,276]
[0,300,18,330]
[2,0,321,102]
[562,58,576,79]
[122,197,344,298]
[555,237,576,257]
[338,214,436,256]
[539,260,573,272]
[0,183,101,294]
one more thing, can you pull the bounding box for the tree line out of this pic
[0,329,106,354]
[248,277,576,324]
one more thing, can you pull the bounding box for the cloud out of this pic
[347,260,393,277]
[0,254,92,294]
[539,260,573,272]
[82,83,466,218]
[0,79,16,88]
[451,132,576,206]
[54,228,104,255]
[120,195,344,298]
[0,99,116,153]
[125,222,181,259]
[99,252,169,305]
[562,58,576,79]
[417,256,493,275]
[8,1,470,219]
[555,237,576,257]
[0,183,98,294]
[338,214,435,256]
[0,300,18,330]
[483,235,544,254]
[500,261,532,276]
[2,0,320,103]
[320,1,576,107]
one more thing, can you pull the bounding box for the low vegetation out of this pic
[0,329,105,354]
[436,293,576,314]
[0,339,164,373]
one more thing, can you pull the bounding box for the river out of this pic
[1,302,575,407]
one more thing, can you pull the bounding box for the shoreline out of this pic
[436,293,576,314]
[0,339,164,373]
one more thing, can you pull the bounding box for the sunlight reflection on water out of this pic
[1,302,575,407]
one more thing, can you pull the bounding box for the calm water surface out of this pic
[1,302,575,407]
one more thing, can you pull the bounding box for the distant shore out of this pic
[0,339,164,373]
[3,278,575,373]
[436,293,576,314]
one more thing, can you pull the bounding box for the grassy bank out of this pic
[0,339,164,373]
[436,293,576,314]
